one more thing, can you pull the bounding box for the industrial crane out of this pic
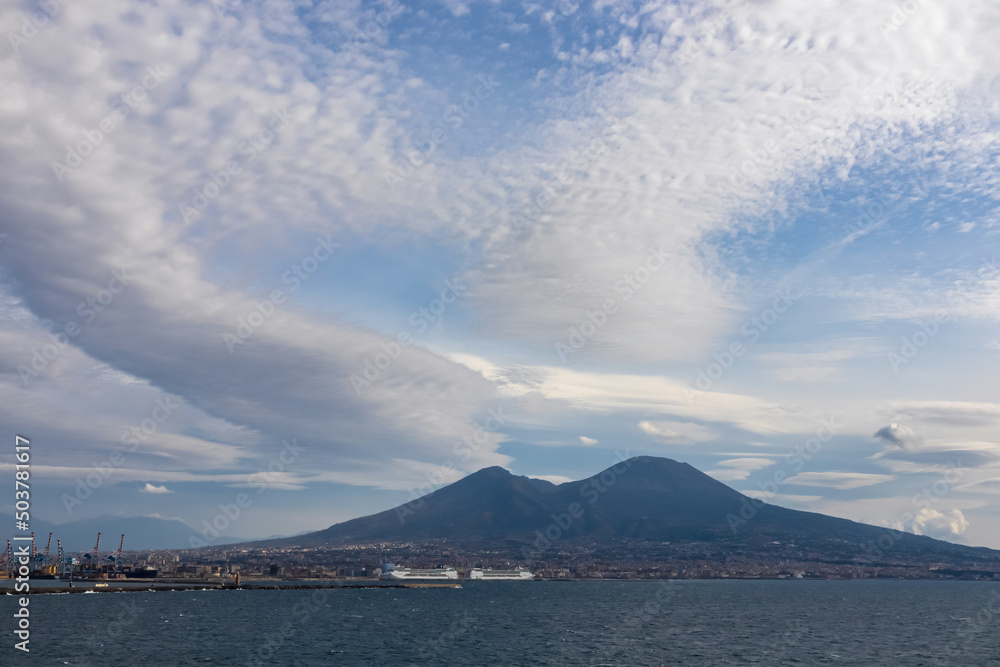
[31,531,55,575]
[105,534,125,576]
[57,539,66,578]
[84,532,101,576]
[115,534,125,575]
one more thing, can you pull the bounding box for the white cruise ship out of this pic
[467,568,535,581]
[379,561,459,581]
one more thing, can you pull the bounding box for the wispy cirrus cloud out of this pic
[786,472,894,490]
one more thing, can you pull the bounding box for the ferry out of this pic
[379,560,459,581]
[467,568,534,581]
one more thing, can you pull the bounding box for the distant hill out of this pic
[0,514,243,552]
[259,456,1000,565]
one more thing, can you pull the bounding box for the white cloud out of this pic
[717,457,775,471]
[706,468,750,482]
[451,355,803,436]
[531,475,574,485]
[638,420,718,444]
[742,491,822,504]
[909,508,970,541]
[887,401,1000,427]
[140,483,173,494]
[707,457,775,483]
[579,435,599,446]
[771,366,842,383]
[786,472,894,490]
[956,477,1000,494]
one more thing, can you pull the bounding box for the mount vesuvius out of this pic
[260,456,1000,571]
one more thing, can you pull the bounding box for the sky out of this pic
[0,0,998,549]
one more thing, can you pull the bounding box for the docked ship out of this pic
[379,560,458,581]
[467,568,534,580]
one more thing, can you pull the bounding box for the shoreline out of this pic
[4,582,464,595]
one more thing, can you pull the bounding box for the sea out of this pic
[3,580,999,665]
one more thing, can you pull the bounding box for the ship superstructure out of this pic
[379,558,459,581]
[467,568,534,580]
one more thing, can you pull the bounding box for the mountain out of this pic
[264,456,1000,566]
[0,514,244,552]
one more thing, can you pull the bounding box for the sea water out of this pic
[4,579,999,666]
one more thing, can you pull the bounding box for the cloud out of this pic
[873,423,920,449]
[706,468,750,482]
[531,475,573,485]
[638,420,718,445]
[743,491,822,504]
[579,436,599,446]
[909,508,970,541]
[785,472,894,490]
[771,366,842,383]
[140,483,173,494]
[706,457,777,484]
[717,457,775,471]
[956,477,1000,494]
[452,355,800,436]
[888,402,1000,428]
[871,440,1000,473]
